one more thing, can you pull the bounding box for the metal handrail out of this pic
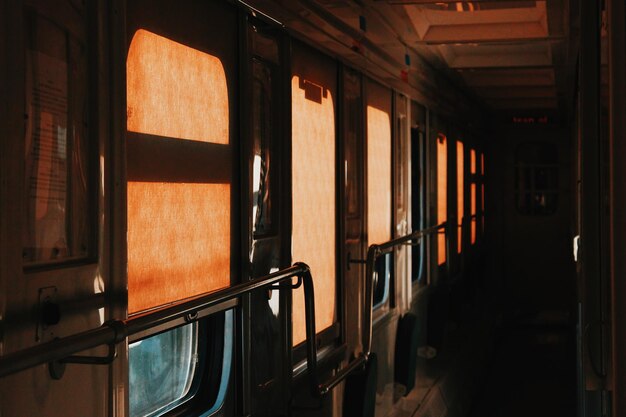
[0,263,335,397]
[0,223,447,394]
[363,223,447,351]
[367,223,446,257]
[1,239,441,396]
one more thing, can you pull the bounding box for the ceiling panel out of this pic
[392,0,570,112]
[458,68,555,87]
[404,2,547,42]
[437,42,552,68]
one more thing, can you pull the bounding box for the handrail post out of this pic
[295,262,322,397]
[361,223,446,356]
[363,244,379,357]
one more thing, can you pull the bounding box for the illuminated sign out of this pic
[511,116,549,124]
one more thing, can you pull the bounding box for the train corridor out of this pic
[0,1,622,417]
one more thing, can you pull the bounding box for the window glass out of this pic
[470,149,477,244]
[481,152,485,175]
[291,75,336,346]
[366,81,392,306]
[129,311,233,417]
[395,95,408,215]
[373,254,391,307]
[470,149,476,174]
[252,59,274,237]
[514,142,558,215]
[126,30,231,313]
[437,134,448,265]
[456,140,464,253]
[471,184,477,243]
[367,105,392,246]
[125,2,236,414]
[411,126,425,283]
[411,102,427,283]
[129,323,199,417]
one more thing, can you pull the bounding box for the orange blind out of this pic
[367,106,392,246]
[471,184,477,244]
[127,30,228,144]
[470,149,476,244]
[437,135,447,265]
[481,152,485,175]
[291,76,336,346]
[456,141,464,254]
[470,149,476,174]
[127,183,230,313]
[126,30,230,313]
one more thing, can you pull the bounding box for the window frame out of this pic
[435,130,449,268]
[125,27,233,314]
[514,141,559,216]
[456,138,465,255]
[409,101,428,287]
[123,1,240,414]
[469,147,478,245]
[289,40,342,366]
[249,48,281,239]
[127,309,235,417]
[365,78,394,312]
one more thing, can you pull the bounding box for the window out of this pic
[394,95,409,235]
[470,149,477,244]
[367,104,392,247]
[252,59,275,237]
[125,18,235,417]
[129,323,199,417]
[129,311,233,417]
[515,142,558,215]
[411,102,427,283]
[367,81,392,307]
[437,134,448,265]
[126,29,231,313]
[291,66,336,346]
[456,140,464,253]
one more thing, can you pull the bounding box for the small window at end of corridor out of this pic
[514,142,558,216]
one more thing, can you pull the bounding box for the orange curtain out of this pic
[470,149,477,244]
[126,30,231,313]
[437,135,447,265]
[367,105,392,246]
[291,76,336,346]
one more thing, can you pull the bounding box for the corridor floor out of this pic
[468,313,577,417]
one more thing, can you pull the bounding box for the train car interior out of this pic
[1,0,626,416]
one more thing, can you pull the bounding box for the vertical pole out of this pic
[237,10,252,417]
[108,1,129,415]
[609,0,626,415]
